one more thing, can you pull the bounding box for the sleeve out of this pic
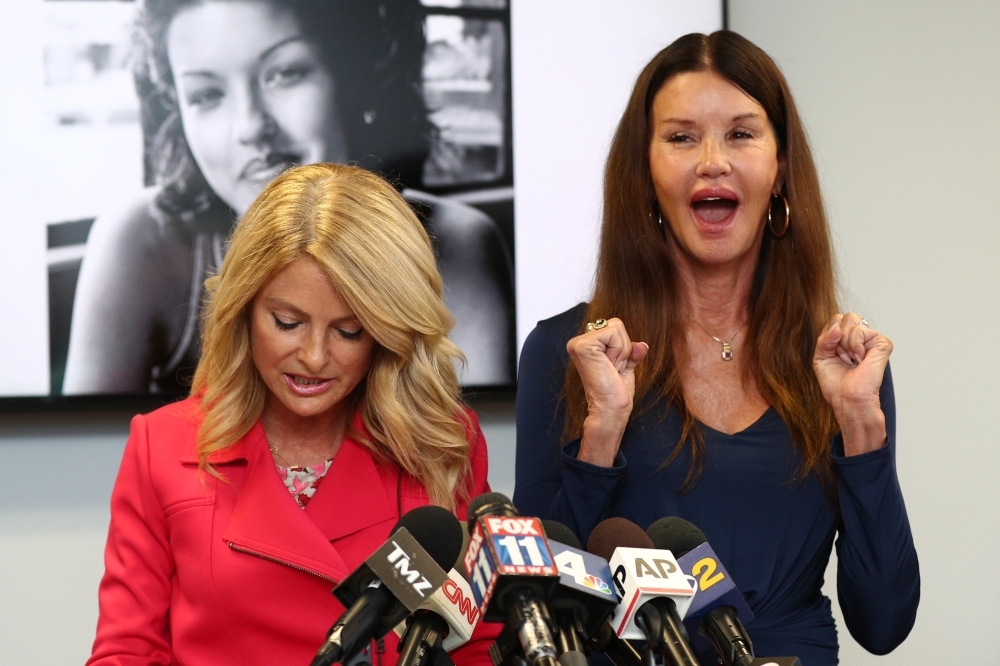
[451,409,503,666]
[832,364,920,654]
[513,322,626,543]
[87,415,176,666]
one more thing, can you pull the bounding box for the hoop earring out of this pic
[649,205,665,233]
[768,193,790,238]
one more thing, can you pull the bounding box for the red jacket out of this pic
[88,397,499,666]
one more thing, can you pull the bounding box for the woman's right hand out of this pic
[566,317,649,467]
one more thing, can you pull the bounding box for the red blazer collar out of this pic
[217,419,399,584]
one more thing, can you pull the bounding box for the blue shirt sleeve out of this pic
[831,364,920,653]
[514,311,626,540]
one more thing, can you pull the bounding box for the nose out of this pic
[298,328,329,374]
[696,137,732,179]
[234,81,277,147]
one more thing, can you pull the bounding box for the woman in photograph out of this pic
[63,0,515,394]
[514,32,919,664]
[88,163,499,665]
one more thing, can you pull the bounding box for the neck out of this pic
[261,395,353,466]
[674,251,757,338]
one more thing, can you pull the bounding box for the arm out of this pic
[834,365,920,653]
[513,320,629,542]
[87,415,176,665]
[63,194,191,394]
[812,316,920,652]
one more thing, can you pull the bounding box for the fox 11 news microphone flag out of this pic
[463,493,561,666]
[488,520,640,666]
[311,506,463,666]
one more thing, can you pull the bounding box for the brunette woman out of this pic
[514,32,918,665]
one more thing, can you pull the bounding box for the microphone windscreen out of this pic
[465,492,516,526]
[394,505,464,571]
[454,522,471,578]
[587,517,654,561]
[542,520,582,550]
[646,517,707,558]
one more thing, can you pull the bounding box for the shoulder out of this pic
[140,396,204,430]
[523,302,589,364]
[128,397,204,463]
[403,189,503,247]
[78,188,194,304]
[86,188,176,260]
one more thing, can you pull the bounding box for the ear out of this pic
[773,154,788,194]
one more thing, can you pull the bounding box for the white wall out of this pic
[512,0,721,348]
[729,1,1000,663]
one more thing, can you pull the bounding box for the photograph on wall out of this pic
[34,0,514,399]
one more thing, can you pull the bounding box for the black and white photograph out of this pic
[37,0,514,397]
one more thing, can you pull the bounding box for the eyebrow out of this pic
[661,112,763,125]
[177,36,308,78]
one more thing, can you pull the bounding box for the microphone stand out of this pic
[397,611,456,666]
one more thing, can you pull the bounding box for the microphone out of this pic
[393,567,482,666]
[646,518,755,666]
[587,518,698,666]
[542,521,640,666]
[311,506,463,666]
[462,493,561,666]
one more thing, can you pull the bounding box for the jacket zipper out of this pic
[228,542,339,584]
[231,543,388,665]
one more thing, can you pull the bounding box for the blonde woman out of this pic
[88,163,498,666]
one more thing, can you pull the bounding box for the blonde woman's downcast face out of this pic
[250,257,375,422]
[167,0,349,215]
[649,71,784,270]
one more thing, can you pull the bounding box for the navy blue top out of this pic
[513,304,919,665]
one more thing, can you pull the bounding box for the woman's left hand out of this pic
[813,313,892,456]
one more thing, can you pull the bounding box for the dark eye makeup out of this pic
[272,313,299,331]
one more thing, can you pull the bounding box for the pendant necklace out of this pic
[696,321,748,361]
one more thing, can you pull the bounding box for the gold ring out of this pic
[586,318,608,332]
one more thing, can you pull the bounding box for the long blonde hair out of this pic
[191,163,471,509]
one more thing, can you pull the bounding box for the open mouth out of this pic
[691,196,739,224]
[284,373,334,395]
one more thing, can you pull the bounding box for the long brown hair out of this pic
[565,31,840,495]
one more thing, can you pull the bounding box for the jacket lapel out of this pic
[304,434,398,542]
[221,422,351,583]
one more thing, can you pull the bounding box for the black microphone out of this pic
[395,540,483,666]
[646,518,755,666]
[463,493,561,666]
[540,521,640,666]
[588,518,699,666]
[311,506,463,666]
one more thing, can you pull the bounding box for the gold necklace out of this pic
[269,443,294,467]
[269,441,340,468]
[694,321,747,361]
